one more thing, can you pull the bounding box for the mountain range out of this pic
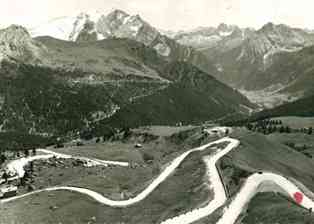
[1,8,314,137]
[29,11,314,108]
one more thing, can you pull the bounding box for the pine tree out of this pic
[279,126,285,133]
[308,127,313,135]
[24,149,30,157]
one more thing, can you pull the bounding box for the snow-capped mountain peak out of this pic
[30,9,172,57]
[30,9,149,42]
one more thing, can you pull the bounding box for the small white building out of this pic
[135,143,143,148]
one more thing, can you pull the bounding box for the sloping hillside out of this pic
[0,62,167,135]
[254,95,314,119]
[0,59,255,137]
[102,62,255,128]
[36,37,167,81]
[250,45,314,97]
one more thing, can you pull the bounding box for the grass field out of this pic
[266,132,314,157]
[224,128,314,192]
[242,193,314,224]
[132,125,197,137]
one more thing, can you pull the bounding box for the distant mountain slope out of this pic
[172,23,254,51]
[237,44,314,108]
[202,23,314,87]
[0,61,169,135]
[35,36,222,84]
[254,95,314,119]
[0,61,255,136]
[102,62,256,128]
[36,36,167,81]
[252,45,314,97]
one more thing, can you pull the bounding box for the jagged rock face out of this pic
[75,21,99,42]
[96,10,129,37]
[172,24,253,50]
[238,23,314,67]
[69,13,104,42]
[92,10,170,57]
[97,10,159,46]
[0,25,45,64]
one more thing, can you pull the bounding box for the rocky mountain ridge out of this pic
[0,25,47,65]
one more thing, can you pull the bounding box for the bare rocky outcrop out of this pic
[0,25,46,65]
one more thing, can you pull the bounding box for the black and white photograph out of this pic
[0,0,314,223]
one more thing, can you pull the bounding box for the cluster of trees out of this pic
[79,125,128,142]
[0,132,56,152]
[101,126,132,142]
[245,119,313,135]
[246,119,286,135]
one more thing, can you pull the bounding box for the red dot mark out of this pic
[294,192,303,204]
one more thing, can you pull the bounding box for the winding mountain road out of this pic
[1,137,237,206]
[1,127,314,224]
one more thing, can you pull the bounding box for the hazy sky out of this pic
[1,0,314,30]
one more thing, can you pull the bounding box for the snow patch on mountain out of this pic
[219,31,233,37]
[154,43,171,57]
[69,13,91,41]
